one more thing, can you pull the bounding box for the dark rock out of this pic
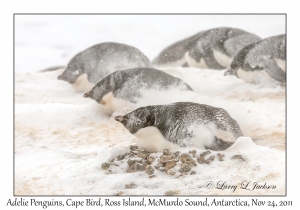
[127,158,143,166]
[117,153,129,160]
[197,156,210,164]
[190,171,196,175]
[163,149,171,155]
[174,151,180,156]
[207,156,215,161]
[101,162,110,170]
[130,145,138,151]
[137,150,150,159]
[180,154,197,166]
[231,155,244,161]
[167,169,176,175]
[179,163,191,172]
[165,190,179,196]
[145,165,155,175]
[217,153,225,161]
[125,183,137,189]
[146,155,155,164]
[160,155,173,163]
[189,150,197,157]
[165,160,176,172]
[200,150,211,157]
[127,162,147,173]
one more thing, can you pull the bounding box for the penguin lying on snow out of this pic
[115,102,243,152]
[152,27,260,69]
[57,42,150,92]
[187,27,261,69]
[83,68,193,114]
[224,34,286,83]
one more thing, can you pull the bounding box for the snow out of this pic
[15,15,285,195]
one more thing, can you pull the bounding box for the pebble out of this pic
[163,149,171,155]
[167,169,176,175]
[217,153,225,161]
[231,155,244,161]
[197,156,210,164]
[180,154,197,166]
[189,150,197,157]
[127,158,143,166]
[116,191,124,196]
[160,155,173,163]
[165,190,179,196]
[207,156,215,161]
[190,171,196,175]
[127,162,146,173]
[125,183,137,189]
[179,163,191,172]
[174,151,180,156]
[137,150,150,159]
[117,153,129,160]
[101,162,111,170]
[146,155,155,164]
[200,150,211,157]
[145,165,155,175]
[165,160,176,172]
[130,145,138,151]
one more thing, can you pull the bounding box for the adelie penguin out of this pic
[114,102,243,152]
[57,42,150,92]
[152,27,261,69]
[225,34,286,84]
[83,68,193,114]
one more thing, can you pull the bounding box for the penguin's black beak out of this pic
[114,116,124,122]
[224,69,231,76]
[83,92,91,98]
[57,74,63,80]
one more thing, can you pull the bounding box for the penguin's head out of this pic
[224,59,239,77]
[224,67,237,77]
[83,82,104,103]
[58,54,83,84]
[114,106,154,134]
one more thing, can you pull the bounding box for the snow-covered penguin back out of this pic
[83,68,193,113]
[152,27,260,69]
[115,102,243,152]
[225,34,286,84]
[186,27,261,69]
[57,42,150,91]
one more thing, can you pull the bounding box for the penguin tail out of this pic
[38,66,65,73]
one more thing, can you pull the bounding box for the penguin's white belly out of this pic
[72,73,95,93]
[185,52,208,69]
[213,50,232,68]
[100,91,132,114]
[237,68,278,84]
[237,68,261,83]
[134,126,180,152]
